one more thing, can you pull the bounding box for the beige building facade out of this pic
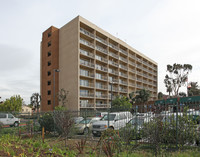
[41,16,158,111]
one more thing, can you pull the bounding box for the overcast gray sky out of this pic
[0,0,200,104]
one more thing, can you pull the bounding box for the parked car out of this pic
[75,117,101,134]
[92,112,132,136]
[96,112,108,117]
[72,117,84,124]
[0,113,20,127]
[127,116,152,130]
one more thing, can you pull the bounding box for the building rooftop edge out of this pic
[52,15,158,65]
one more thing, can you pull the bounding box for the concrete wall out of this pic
[59,17,79,111]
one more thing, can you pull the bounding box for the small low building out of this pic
[21,105,32,114]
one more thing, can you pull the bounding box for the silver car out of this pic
[75,117,101,134]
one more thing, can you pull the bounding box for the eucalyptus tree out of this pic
[164,64,192,96]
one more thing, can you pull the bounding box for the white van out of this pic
[0,113,20,127]
[92,111,132,136]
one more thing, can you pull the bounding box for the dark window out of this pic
[0,113,6,118]
[48,81,51,85]
[47,90,51,95]
[48,100,51,105]
[48,32,51,37]
[48,61,51,66]
[48,51,51,57]
[48,41,51,47]
[47,71,51,76]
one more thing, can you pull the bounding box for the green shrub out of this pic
[38,112,55,133]
[119,123,143,145]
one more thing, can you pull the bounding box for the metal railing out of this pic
[80,38,95,48]
[80,27,94,38]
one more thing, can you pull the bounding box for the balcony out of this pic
[119,80,128,86]
[136,64,143,70]
[129,83,135,87]
[96,94,108,99]
[96,65,108,72]
[136,57,142,63]
[80,72,94,78]
[80,93,94,98]
[80,60,95,68]
[96,85,108,90]
[136,78,143,83]
[96,104,108,108]
[96,36,108,45]
[129,54,136,60]
[80,38,95,48]
[108,95,117,99]
[119,88,127,93]
[129,61,136,66]
[143,80,148,84]
[108,86,118,92]
[119,72,128,78]
[129,76,136,81]
[119,64,128,70]
[143,73,148,78]
[80,27,94,38]
[142,61,149,67]
[80,49,94,58]
[96,45,108,54]
[109,43,119,51]
[119,48,128,56]
[109,69,118,75]
[129,68,136,73]
[119,56,128,63]
[80,83,94,88]
[80,103,94,108]
[136,71,143,76]
[109,52,118,59]
[109,60,118,67]
[136,84,143,88]
[96,75,107,81]
[96,56,108,63]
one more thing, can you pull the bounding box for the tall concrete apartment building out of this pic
[41,16,158,111]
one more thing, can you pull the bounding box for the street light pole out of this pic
[108,82,113,127]
[53,69,60,111]
[108,81,115,128]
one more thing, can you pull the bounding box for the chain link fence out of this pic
[0,102,200,152]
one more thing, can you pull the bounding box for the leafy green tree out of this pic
[129,92,136,106]
[158,92,163,100]
[0,95,23,112]
[30,93,41,112]
[135,89,151,104]
[111,95,131,111]
[164,63,192,96]
[188,82,200,96]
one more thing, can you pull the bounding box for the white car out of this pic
[92,112,132,136]
[0,113,20,127]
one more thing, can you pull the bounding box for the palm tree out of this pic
[135,89,151,104]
